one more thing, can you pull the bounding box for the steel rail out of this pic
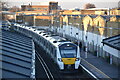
[36,51,54,80]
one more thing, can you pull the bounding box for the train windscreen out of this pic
[59,43,77,58]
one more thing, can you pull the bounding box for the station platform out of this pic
[80,50,119,79]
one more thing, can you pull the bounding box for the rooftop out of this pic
[0,29,34,78]
[84,8,110,10]
[102,34,120,50]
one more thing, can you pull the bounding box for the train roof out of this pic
[15,24,77,47]
[50,36,66,42]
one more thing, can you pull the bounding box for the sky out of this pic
[3,0,120,9]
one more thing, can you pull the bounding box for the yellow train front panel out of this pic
[62,58,76,65]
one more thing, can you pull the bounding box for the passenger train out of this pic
[13,23,81,72]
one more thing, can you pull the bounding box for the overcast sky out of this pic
[3,0,120,9]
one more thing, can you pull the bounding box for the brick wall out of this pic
[35,19,51,26]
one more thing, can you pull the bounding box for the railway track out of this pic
[35,42,92,80]
[35,43,63,80]
[36,51,54,80]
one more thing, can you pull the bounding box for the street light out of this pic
[49,15,52,31]
[52,19,58,34]
[56,20,60,35]
[82,24,89,58]
[69,23,73,41]
[74,23,80,46]
[96,30,99,57]
[85,31,88,58]
[62,22,66,37]
[33,15,36,27]
[69,23,81,54]
[75,23,89,58]
[81,23,84,45]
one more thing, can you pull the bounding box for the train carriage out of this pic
[13,23,81,72]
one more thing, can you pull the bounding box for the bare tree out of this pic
[84,3,96,9]
[118,1,120,8]
[0,1,9,11]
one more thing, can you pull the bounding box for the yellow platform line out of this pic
[81,58,112,80]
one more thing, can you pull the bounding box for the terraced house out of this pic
[60,14,120,65]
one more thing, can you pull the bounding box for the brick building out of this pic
[21,2,58,14]
[110,8,120,15]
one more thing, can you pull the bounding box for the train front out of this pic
[57,43,81,72]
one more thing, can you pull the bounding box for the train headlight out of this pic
[58,58,62,62]
[76,58,80,61]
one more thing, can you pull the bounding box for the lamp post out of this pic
[69,23,73,41]
[52,19,57,34]
[33,15,36,27]
[81,23,84,46]
[109,27,113,64]
[91,26,94,54]
[56,20,60,35]
[50,15,53,31]
[83,24,89,58]
[96,31,99,57]
[74,23,80,46]
[62,22,66,37]
[15,13,16,23]
[70,27,72,41]
[85,31,88,58]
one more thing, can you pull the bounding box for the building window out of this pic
[43,8,47,10]
[97,21,99,26]
[104,11,107,15]
[38,8,41,10]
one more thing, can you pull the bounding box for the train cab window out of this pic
[46,36,48,37]
[59,44,77,58]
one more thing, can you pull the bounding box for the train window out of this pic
[46,42,48,48]
[54,50,56,58]
[52,47,54,54]
[39,37,41,41]
[46,36,49,37]
[53,41,57,43]
[49,43,51,50]
[39,32,42,34]
[48,42,49,48]
[53,48,56,57]
[43,34,46,36]
[49,46,51,53]
[43,40,45,45]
